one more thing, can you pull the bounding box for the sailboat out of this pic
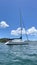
[5,11,29,45]
[5,37,28,45]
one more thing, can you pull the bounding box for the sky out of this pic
[0,0,37,40]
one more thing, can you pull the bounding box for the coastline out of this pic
[0,38,37,43]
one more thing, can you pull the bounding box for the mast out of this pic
[20,10,29,41]
[22,13,29,41]
[20,10,22,40]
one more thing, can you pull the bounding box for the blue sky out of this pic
[0,0,37,40]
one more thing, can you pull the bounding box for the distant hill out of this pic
[0,38,21,43]
[0,38,12,43]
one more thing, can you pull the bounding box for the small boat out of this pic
[5,39,29,45]
[5,11,29,45]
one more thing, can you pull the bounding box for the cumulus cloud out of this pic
[11,27,37,36]
[27,27,37,35]
[0,21,9,28]
[11,27,26,36]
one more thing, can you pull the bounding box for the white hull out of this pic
[5,40,29,45]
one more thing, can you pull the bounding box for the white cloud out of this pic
[0,21,9,28]
[27,27,37,35]
[11,27,26,36]
[11,27,37,36]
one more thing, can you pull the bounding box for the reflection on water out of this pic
[0,42,37,65]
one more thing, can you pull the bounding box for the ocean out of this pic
[0,42,37,65]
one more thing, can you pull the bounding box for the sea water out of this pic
[0,42,37,65]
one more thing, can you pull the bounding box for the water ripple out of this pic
[0,42,37,65]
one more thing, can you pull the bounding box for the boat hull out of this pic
[5,41,29,45]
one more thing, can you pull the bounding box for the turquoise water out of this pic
[0,42,37,65]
